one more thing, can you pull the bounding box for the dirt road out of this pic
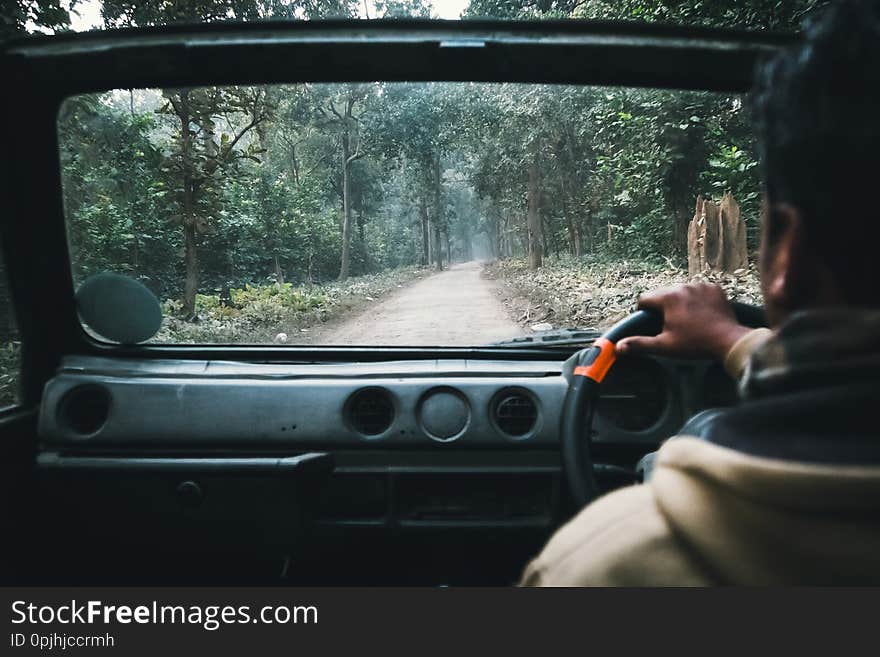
[309,261,524,346]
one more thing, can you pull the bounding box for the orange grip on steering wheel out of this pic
[572,337,617,383]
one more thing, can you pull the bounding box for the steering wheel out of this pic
[561,302,767,508]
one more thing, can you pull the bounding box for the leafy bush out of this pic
[154,265,426,344]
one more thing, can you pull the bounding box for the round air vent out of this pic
[57,384,111,436]
[493,389,538,438]
[346,388,395,437]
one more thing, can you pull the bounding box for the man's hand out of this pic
[616,283,751,361]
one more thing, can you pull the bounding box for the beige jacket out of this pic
[521,329,880,585]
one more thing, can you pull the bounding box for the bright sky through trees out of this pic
[63,0,469,31]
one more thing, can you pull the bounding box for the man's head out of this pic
[751,0,880,325]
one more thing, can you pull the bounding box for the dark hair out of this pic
[751,0,880,301]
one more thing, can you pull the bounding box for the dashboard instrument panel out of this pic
[39,354,739,449]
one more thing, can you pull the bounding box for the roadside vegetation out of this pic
[154,266,427,343]
[487,256,762,332]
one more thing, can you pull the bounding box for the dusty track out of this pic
[306,261,524,346]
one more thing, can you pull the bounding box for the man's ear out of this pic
[760,203,836,322]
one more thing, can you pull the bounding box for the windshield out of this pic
[58,82,764,346]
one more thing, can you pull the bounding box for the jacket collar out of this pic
[741,307,880,399]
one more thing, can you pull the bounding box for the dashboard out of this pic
[39,354,736,450]
[30,353,739,583]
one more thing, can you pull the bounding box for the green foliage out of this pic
[59,95,181,296]
[574,0,828,30]
[460,84,761,264]
[227,283,329,313]
[57,78,766,330]
[373,0,432,18]
[155,265,424,343]
[465,0,828,30]
[1,0,72,39]
[100,0,358,27]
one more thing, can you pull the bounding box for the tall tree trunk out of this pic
[427,220,434,264]
[420,196,430,266]
[257,126,285,287]
[338,132,353,282]
[526,149,543,270]
[673,201,691,261]
[541,210,552,259]
[131,235,139,274]
[433,156,443,272]
[585,201,596,253]
[357,190,366,242]
[434,223,443,271]
[500,213,506,257]
[177,92,200,319]
[274,253,285,286]
[498,214,505,258]
[183,202,199,319]
[171,88,266,315]
[290,143,301,186]
[444,229,452,266]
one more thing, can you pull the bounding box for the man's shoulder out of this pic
[520,482,710,586]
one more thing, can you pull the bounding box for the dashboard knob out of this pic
[176,480,203,508]
[419,388,470,442]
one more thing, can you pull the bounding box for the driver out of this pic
[521,0,880,586]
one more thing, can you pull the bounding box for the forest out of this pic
[0,0,827,406]
[61,82,761,311]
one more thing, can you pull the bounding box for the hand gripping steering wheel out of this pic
[561,302,767,507]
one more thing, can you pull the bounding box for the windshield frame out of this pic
[6,18,793,93]
[0,19,793,405]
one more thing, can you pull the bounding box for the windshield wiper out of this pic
[489,328,602,348]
